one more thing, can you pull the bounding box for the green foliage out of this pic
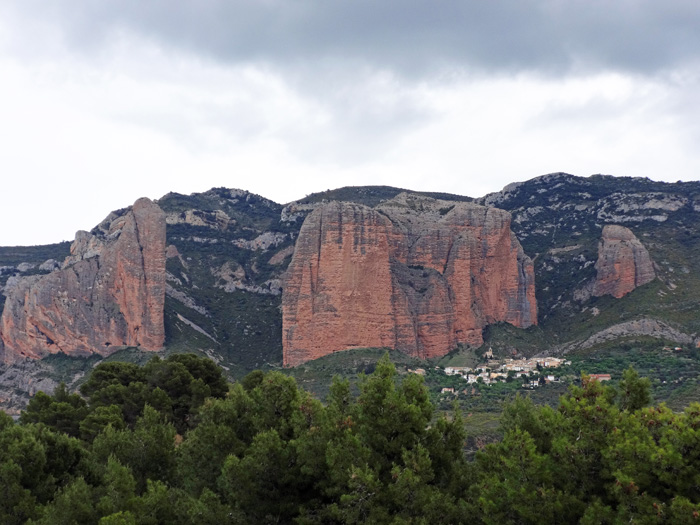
[96,457,137,518]
[21,383,89,438]
[355,355,433,474]
[239,369,264,392]
[159,186,292,371]
[30,477,97,525]
[461,370,700,523]
[9,354,700,523]
[285,346,426,400]
[98,511,137,525]
[499,394,558,453]
[175,389,253,495]
[618,366,652,411]
[219,429,302,521]
[80,354,227,433]
[471,429,583,523]
[79,405,126,442]
[92,406,177,492]
[0,421,86,507]
[298,185,471,208]
[0,460,38,524]
[0,241,71,267]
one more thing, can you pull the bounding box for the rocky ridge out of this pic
[1,173,700,411]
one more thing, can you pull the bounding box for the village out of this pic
[407,349,605,394]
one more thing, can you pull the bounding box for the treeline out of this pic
[2,354,700,523]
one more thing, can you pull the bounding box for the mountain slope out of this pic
[478,173,700,352]
[2,174,700,413]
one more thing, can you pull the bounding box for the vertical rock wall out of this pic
[282,203,398,367]
[0,198,166,363]
[282,196,537,366]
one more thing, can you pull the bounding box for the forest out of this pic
[2,353,700,524]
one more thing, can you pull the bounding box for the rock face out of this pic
[0,198,166,363]
[282,195,536,366]
[592,225,656,299]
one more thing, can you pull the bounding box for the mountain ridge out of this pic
[2,173,700,412]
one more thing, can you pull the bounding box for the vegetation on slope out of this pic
[482,174,700,346]
[157,188,293,370]
[297,185,473,208]
[3,353,700,523]
[0,242,71,267]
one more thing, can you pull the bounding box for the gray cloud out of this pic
[2,0,700,247]
[7,0,700,77]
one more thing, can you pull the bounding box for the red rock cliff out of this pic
[0,198,166,363]
[282,195,536,366]
[592,224,656,299]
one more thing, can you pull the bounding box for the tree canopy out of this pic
[2,353,700,523]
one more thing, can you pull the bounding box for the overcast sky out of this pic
[2,1,700,246]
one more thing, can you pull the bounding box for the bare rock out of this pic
[165,209,234,230]
[233,232,288,251]
[282,198,536,366]
[0,198,166,363]
[567,318,693,352]
[39,259,61,272]
[165,245,180,258]
[0,358,60,415]
[592,225,656,299]
[269,246,294,265]
[165,284,208,316]
[212,261,282,295]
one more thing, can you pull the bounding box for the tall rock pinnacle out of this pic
[0,198,166,363]
[592,224,656,299]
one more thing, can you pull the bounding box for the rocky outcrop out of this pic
[212,262,283,296]
[269,246,295,265]
[0,198,166,363]
[592,225,656,299]
[282,195,536,366]
[572,318,693,351]
[0,358,62,415]
[233,232,288,251]
[165,209,234,230]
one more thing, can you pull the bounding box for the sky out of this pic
[1,1,700,246]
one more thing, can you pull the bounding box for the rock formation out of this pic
[571,318,693,351]
[0,198,166,363]
[282,195,536,366]
[592,225,656,299]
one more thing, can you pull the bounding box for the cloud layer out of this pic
[1,1,699,245]
[10,1,700,75]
